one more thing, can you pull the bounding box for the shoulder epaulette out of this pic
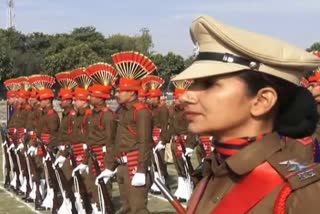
[268,154,320,191]
[133,103,146,111]
[296,136,314,145]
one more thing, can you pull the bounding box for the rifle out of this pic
[179,136,203,186]
[179,137,194,173]
[154,177,186,214]
[67,144,92,213]
[87,145,115,214]
[5,128,22,191]
[0,127,11,187]
[37,137,77,214]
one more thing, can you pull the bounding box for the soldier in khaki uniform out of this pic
[73,63,117,212]
[14,77,34,202]
[33,75,60,212]
[142,75,170,194]
[169,79,197,202]
[57,68,93,213]
[98,51,155,214]
[53,72,77,181]
[4,79,22,194]
[3,79,19,190]
[25,85,45,210]
[173,15,320,214]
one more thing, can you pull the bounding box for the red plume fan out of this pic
[171,75,193,90]
[16,76,31,91]
[86,63,117,86]
[55,72,77,89]
[4,78,20,91]
[112,51,156,79]
[28,74,55,90]
[141,75,164,90]
[70,68,92,90]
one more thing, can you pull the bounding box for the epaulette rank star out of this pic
[279,159,317,181]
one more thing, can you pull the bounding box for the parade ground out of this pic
[0,136,198,214]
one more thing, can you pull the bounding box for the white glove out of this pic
[2,140,7,147]
[7,143,15,152]
[72,164,88,176]
[27,146,37,156]
[54,156,66,168]
[131,173,146,186]
[95,168,116,185]
[154,142,166,151]
[16,143,24,152]
[185,147,194,157]
[44,152,51,161]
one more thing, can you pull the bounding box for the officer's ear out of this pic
[249,87,277,117]
[131,91,138,97]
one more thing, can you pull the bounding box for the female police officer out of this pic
[174,15,320,214]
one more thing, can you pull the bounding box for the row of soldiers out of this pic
[1,51,213,214]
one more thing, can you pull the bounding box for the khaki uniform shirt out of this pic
[169,105,197,149]
[36,107,60,148]
[151,103,170,144]
[58,107,77,144]
[191,133,320,214]
[111,100,153,173]
[85,104,116,165]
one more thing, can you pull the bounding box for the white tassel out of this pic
[29,182,36,200]
[10,172,17,187]
[58,196,73,214]
[41,188,54,209]
[91,203,102,214]
[19,176,27,193]
[150,172,161,193]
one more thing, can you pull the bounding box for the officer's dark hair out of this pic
[236,69,319,138]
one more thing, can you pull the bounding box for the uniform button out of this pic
[213,196,221,203]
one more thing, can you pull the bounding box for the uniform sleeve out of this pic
[136,109,152,174]
[159,106,170,144]
[25,111,35,131]
[47,114,60,148]
[103,111,117,168]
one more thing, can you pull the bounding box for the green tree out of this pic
[307,42,320,52]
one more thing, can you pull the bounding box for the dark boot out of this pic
[51,193,60,214]
[35,186,46,211]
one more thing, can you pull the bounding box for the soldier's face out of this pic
[115,90,135,104]
[180,75,254,138]
[74,99,87,110]
[40,99,50,108]
[28,97,38,106]
[138,97,146,103]
[149,97,159,106]
[7,97,14,105]
[60,99,72,108]
[17,97,26,104]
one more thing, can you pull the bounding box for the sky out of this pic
[0,0,319,58]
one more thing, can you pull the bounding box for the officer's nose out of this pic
[179,90,198,105]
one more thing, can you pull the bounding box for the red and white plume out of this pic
[55,72,78,89]
[70,68,92,90]
[171,75,193,90]
[141,75,164,90]
[28,74,55,90]
[86,63,117,86]
[15,76,31,91]
[112,51,156,79]
[4,78,20,91]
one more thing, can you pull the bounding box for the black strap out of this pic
[196,52,260,70]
